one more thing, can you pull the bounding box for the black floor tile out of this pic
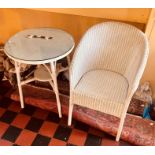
[32,134,50,146]
[0,97,12,108]
[74,120,90,132]
[104,133,115,140]
[46,112,60,123]
[54,125,72,141]
[25,117,44,132]
[2,125,22,143]
[21,105,36,116]
[13,144,20,146]
[85,134,102,146]
[0,110,17,124]
[66,143,77,146]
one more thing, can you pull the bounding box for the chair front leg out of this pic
[116,112,126,141]
[68,96,74,126]
[116,98,130,141]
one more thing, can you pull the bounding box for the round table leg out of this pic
[15,61,24,108]
[50,61,62,118]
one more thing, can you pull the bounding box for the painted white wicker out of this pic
[68,22,149,141]
[4,28,75,118]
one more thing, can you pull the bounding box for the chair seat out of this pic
[72,70,129,117]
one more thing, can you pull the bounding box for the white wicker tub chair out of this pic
[68,22,149,141]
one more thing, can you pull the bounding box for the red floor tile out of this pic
[68,129,87,146]
[49,138,66,146]
[8,102,21,113]
[0,139,13,146]
[11,114,31,129]
[33,108,49,120]
[15,129,37,146]
[0,107,5,117]
[0,122,9,137]
[39,121,58,137]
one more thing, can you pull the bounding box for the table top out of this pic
[4,28,74,64]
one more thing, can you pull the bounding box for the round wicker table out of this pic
[4,28,75,118]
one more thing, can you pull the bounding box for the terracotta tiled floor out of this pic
[0,81,131,146]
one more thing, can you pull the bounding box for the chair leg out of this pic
[68,103,74,126]
[116,113,126,141]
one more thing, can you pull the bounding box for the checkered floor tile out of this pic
[0,81,131,146]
